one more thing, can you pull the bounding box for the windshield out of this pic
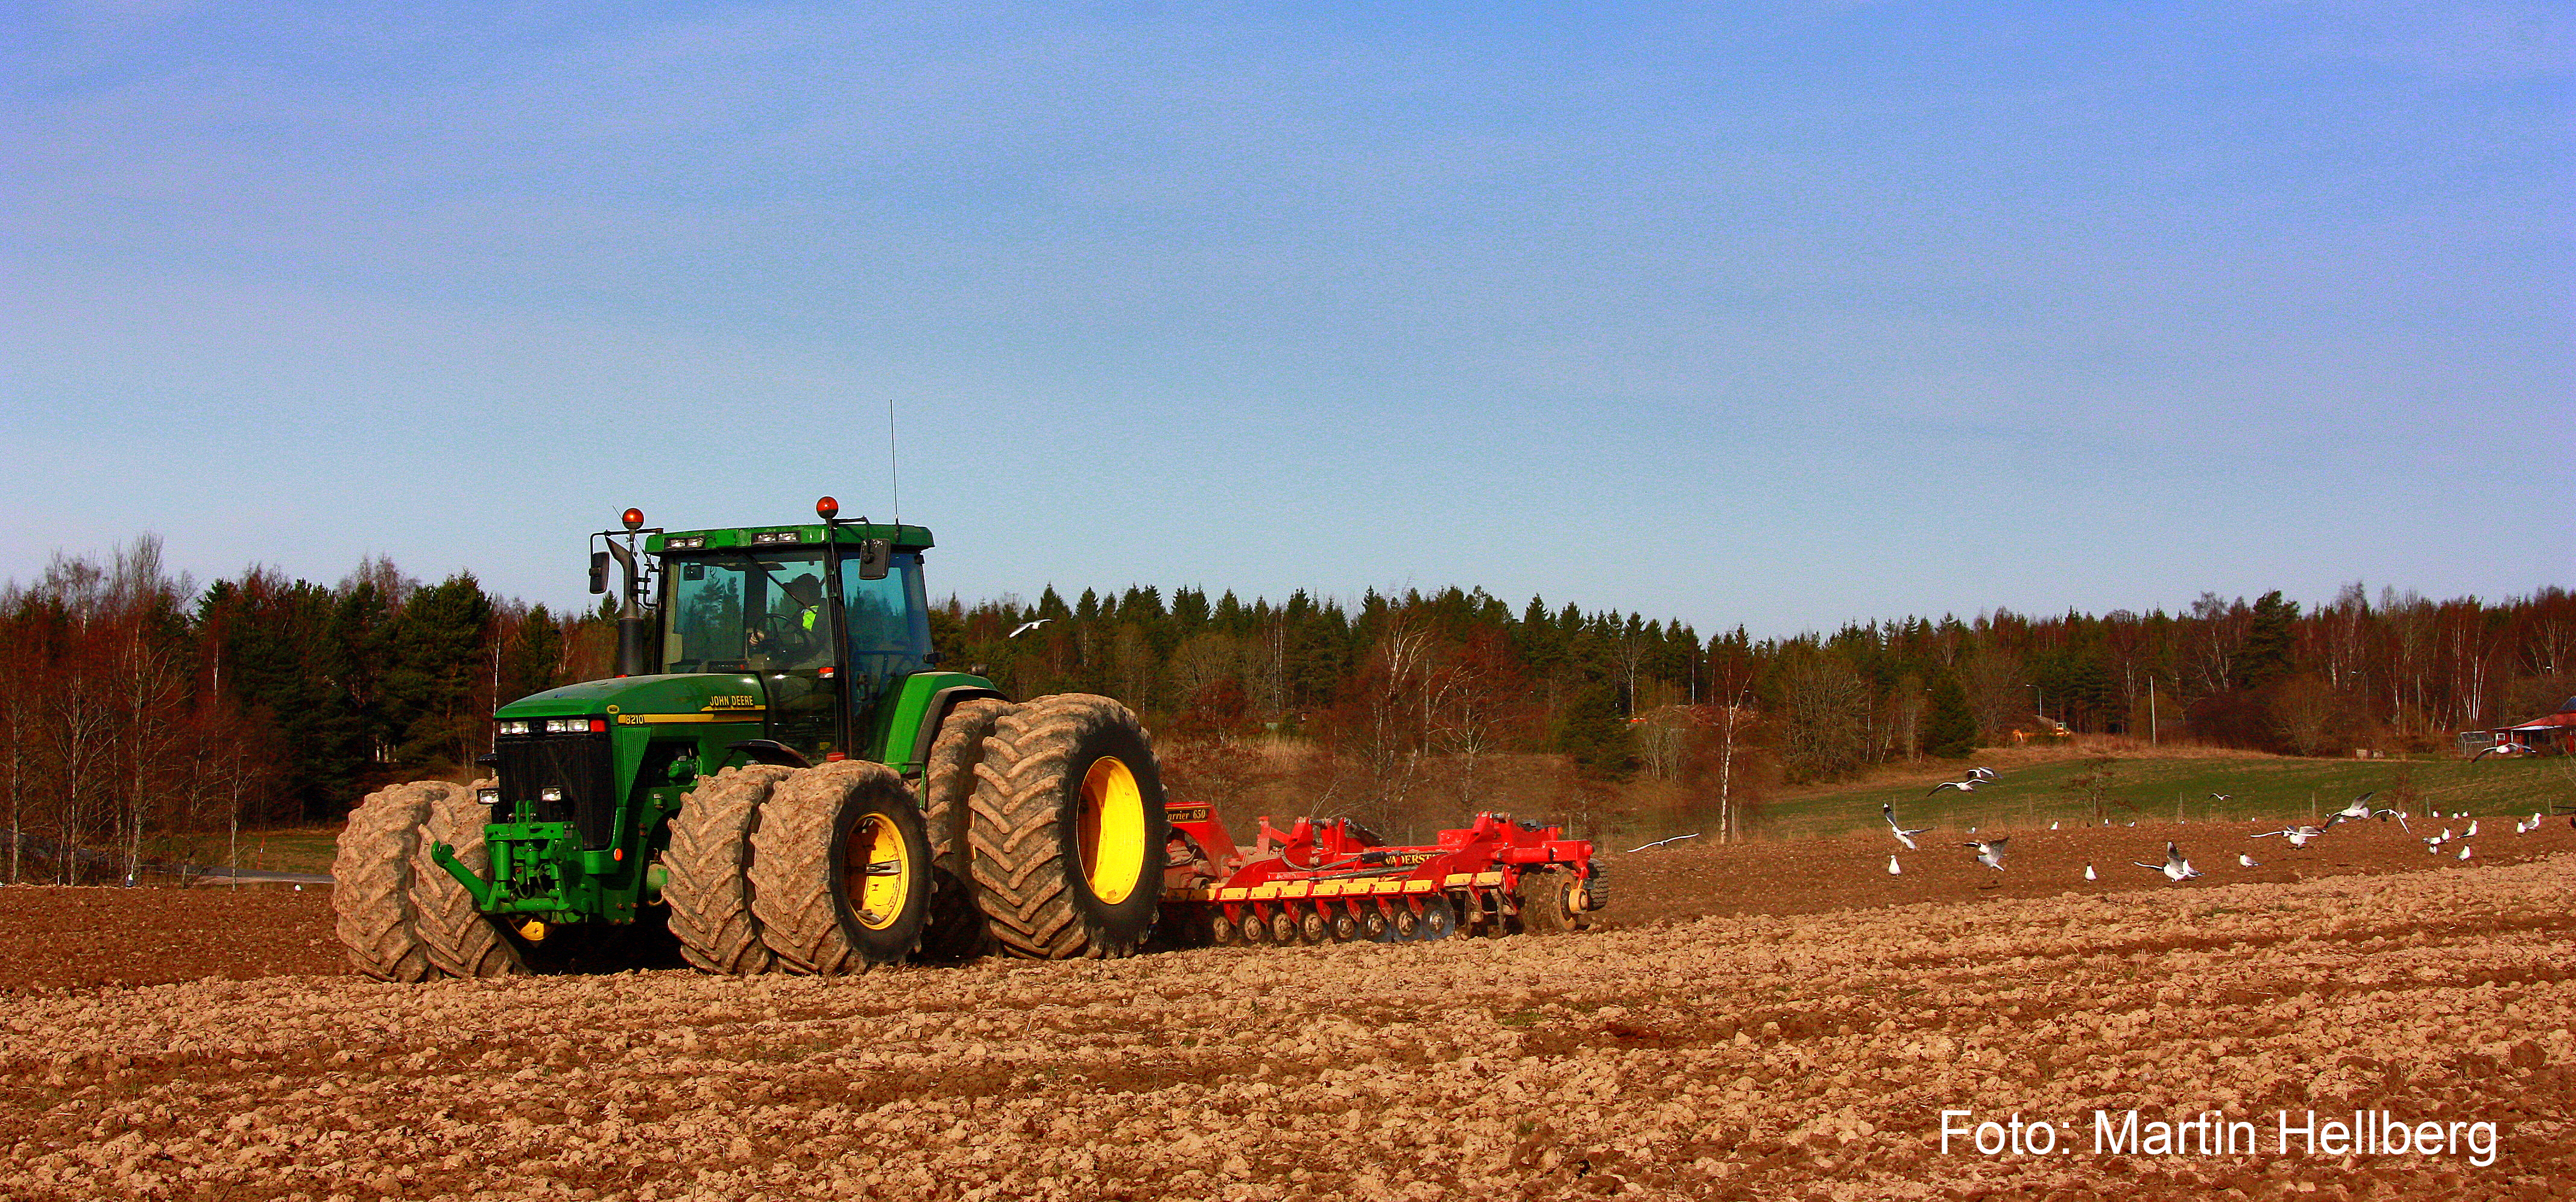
[660,549,931,678]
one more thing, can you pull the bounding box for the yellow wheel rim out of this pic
[846,813,912,931]
[1076,755,1148,905]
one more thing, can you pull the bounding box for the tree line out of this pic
[2,534,2566,878]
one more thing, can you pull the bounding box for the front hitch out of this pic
[428,842,497,909]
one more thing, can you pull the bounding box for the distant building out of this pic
[2459,696,2576,758]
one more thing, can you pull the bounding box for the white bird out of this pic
[2134,842,2199,883]
[1928,779,1981,796]
[2325,792,2378,823]
[1622,833,1702,852]
[1881,803,1930,851]
[2439,828,2452,842]
[2377,810,2411,833]
[2458,845,2473,861]
[1964,838,2009,872]
[2084,863,2097,881]
[1887,855,1902,875]
[1007,618,1052,638]
[2252,824,2330,848]
[2466,820,2478,837]
[2239,852,2259,868]
[2209,792,2233,802]
[2050,820,2059,830]
[1966,767,1998,781]
[2533,812,2545,825]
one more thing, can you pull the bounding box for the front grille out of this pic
[495,734,617,848]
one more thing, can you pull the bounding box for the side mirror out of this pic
[588,550,610,594]
[856,539,892,581]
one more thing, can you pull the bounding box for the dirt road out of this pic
[2,819,2570,1200]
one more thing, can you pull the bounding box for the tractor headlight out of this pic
[476,787,501,807]
[497,720,532,737]
[544,718,592,734]
[540,787,564,803]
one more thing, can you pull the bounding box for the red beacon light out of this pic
[621,508,644,532]
[816,496,839,520]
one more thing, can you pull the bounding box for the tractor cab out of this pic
[630,503,943,764]
[655,539,933,760]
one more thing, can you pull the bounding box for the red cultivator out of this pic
[1158,805,1605,946]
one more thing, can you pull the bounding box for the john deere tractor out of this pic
[331,499,1170,979]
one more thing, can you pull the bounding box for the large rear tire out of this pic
[665,764,794,975]
[967,694,1170,959]
[410,777,523,978]
[332,781,444,982]
[918,699,1012,961]
[749,761,934,974]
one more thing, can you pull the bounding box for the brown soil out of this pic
[3,817,2571,1200]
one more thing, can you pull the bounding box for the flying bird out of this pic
[2209,793,2233,803]
[1928,779,1981,796]
[2325,792,2378,823]
[1966,767,1998,781]
[1006,618,1052,639]
[2252,824,2331,848]
[1963,838,2009,872]
[2134,842,2199,883]
[2470,743,2533,763]
[1621,834,1702,853]
[1881,803,1931,851]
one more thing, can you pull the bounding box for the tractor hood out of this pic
[494,673,768,725]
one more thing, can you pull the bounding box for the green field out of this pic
[1748,753,2576,840]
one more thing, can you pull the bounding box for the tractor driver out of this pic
[748,573,831,668]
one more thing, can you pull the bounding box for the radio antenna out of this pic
[887,398,901,530]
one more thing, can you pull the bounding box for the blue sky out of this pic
[5,1,2568,637]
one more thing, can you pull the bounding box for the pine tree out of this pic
[1924,673,1978,758]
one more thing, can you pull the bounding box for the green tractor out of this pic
[330,499,1171,979]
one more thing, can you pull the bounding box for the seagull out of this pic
[2083,863,2097,881]
[2458,845,2473,861]
[2134,842,2199,883]
[1928,779,1981,796]
[1966,767,1998,781]
[1006,618,1052,638]
[1963,838,2009,872]
[2439,828,2452,843]
[1623,834,1702,852]
[2050,820,2060,830]
[2466,820,2478,837]
[2470,743,2533,763]
[2376,809,2411,833]
[1881,803,1931,851]
[2209,792,2233,803]
[2325,792,2378,823]
[2239,852,2259,868]
[2253,824,2331,848]
[1887,855,1902,875]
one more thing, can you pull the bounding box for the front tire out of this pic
[967,694,1170,958]
[332,781,444,982]
[410,778,522,978]
[748,761,934,974]
[918,699,1012,961]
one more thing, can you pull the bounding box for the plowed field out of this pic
[3,816,2571,1200]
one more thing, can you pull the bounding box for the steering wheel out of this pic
[750,614,816,659]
